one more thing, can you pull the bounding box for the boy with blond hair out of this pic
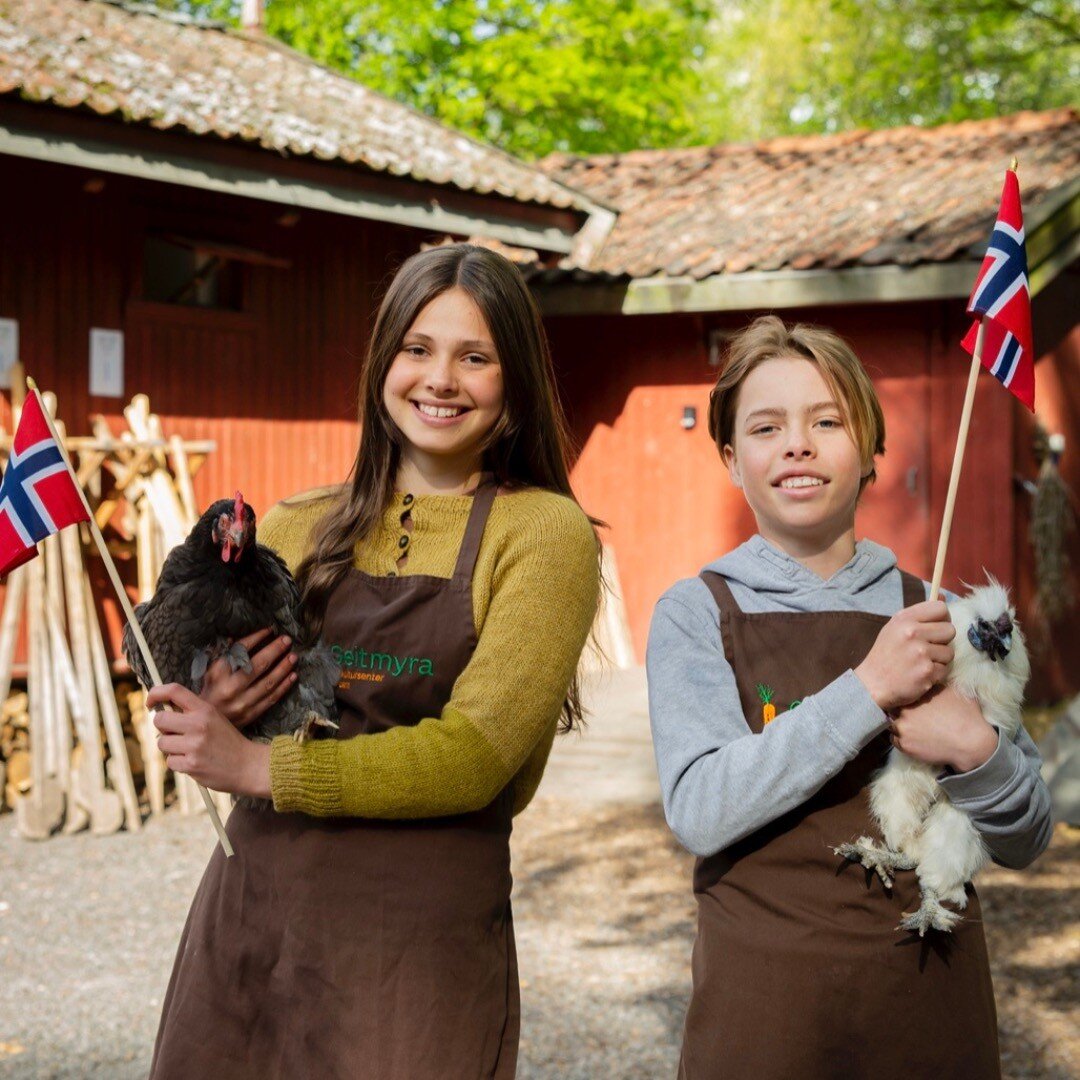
[648,315,1051,1079]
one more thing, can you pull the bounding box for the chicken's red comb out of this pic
[234,491,245,519]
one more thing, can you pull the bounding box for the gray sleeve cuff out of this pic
[812,668,890,756]
[936,727,1054,868]
[937,730,1015,804]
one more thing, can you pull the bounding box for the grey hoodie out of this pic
[646,534,1054,865]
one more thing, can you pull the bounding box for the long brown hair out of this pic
[295,243,600,731]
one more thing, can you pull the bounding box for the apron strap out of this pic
[898,570,926,608]
[699,571,738,666]
[703,567,928,662]
[452,478,498,583]
[706,568,927,611]
[700,570,737,612]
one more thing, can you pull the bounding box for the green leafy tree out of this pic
[700,0,1080,141]
[154,0,1078,152]
[155,0,238,21]
[156,0,712,158]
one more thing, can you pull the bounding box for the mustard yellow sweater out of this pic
[259,487,600,819]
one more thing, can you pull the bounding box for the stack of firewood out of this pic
[0,380,220,840]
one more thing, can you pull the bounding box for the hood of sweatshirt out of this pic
[703,535,900,601]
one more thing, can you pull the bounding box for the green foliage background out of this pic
[155,0,1080,158]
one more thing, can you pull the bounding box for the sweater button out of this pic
[398,535,409,549]
[402,493,414,506]
[387,570,397,577]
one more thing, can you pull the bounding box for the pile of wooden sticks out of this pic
[0,382,222,840]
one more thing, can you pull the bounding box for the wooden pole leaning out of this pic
[44,530,73,805]
[19,548,64,837]
[0,566,27,703]
[929,320,986,602]
[132,483,167,816]
[24,378,233,856]
[59,498,101,833]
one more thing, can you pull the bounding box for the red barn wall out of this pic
[1,154,1076,699]
[0,155,425,661]
[0,156,431,510]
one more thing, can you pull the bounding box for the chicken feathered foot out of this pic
[834,836,916,889]
[292,712,341,743]
[191,639,253,691]
[900,888,961,936]
[222,641,253,673]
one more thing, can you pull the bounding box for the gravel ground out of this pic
[1,671,1074,1078]
[0,801,1075,1079]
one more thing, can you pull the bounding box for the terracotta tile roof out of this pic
[0,0,594,214]
[540,110,1080,279]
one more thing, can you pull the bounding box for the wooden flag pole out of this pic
[929,320,986,601]
[24,378,233,856]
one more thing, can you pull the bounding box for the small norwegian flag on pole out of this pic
[0,390,90,577]
[2,380,233,855]
[929,162,1035,600]
[960,166,1036,411]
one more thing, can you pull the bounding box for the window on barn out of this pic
[707,328,737,369]
[143,235,246,310]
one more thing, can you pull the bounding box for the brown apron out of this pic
[678,570,1000,1080]
[150,482,519,1080]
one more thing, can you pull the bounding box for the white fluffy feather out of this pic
[837,576,1030,934]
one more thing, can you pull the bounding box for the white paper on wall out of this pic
[0,318,18,389]
[89,328,124,398]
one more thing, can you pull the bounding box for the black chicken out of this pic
[122,493,339,792]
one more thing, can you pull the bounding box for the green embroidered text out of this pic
[331,644,434,677]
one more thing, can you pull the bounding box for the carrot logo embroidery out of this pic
[757,684,776,725]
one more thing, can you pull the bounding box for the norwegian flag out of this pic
[0,391,89,577]
[961,168,1035,410]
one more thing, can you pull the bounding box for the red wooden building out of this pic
[535,111,1080,701]
[0,0,607,654]
[1,3,1077,701]
[0,0,608,516]
[0,0,613,660]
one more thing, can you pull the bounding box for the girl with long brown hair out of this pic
[146,243,602,1079]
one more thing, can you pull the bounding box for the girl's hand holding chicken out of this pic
[147,626,295,799]
[197,627,299,730]
[149,682,273,800]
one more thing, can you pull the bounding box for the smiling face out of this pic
[382,286,505,490]
[723,356,869,553]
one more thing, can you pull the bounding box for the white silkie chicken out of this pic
[835,578,1030,935]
